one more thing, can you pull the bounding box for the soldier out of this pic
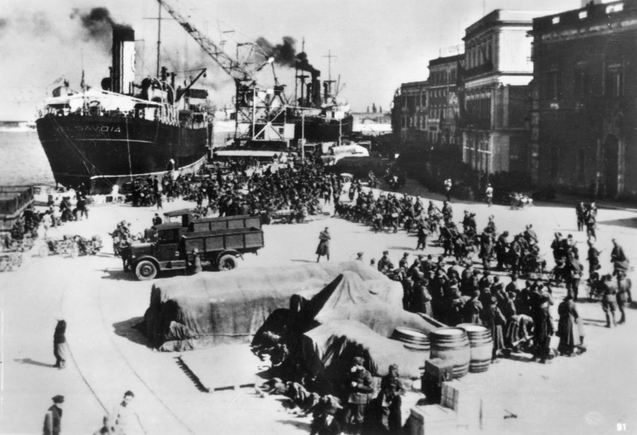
[316,227,331,262]
[416,223,428,250]
[617,272,632,325]
[343,357,373,435]
[189,249,203,274]
[53,319,67,369]
[601,274,618,328]
[587,241,600,278]
[43,395,64,435]
[444,179,452,202]
[377,364,404,433]
[152,213,163,227]
[611,239,630,276]
[485,183,494,207]
[575,202,586,231]
[377,251,394,274]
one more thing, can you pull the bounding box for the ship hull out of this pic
[290,113,354,143]
[36,115,210,193]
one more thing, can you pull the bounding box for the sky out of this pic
[0,0,581,121]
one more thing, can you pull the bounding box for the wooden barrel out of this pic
[457,323,493,373]
[429,327,471,379]
[391,327,430,352]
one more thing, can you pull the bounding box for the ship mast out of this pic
[157,2,161,77]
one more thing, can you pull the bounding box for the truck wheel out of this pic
[218,254,237,271]
[135,260,158,280]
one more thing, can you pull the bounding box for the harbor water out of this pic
[0,124,235,187]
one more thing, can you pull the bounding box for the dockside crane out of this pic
[157,0,291,144]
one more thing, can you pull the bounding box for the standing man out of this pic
[377,364,404,433]
[108,391,146,435]
[43,395,64,435]
[485,184,494,207]
[617,272,632,325]
[188,249,203,274]
[587,241,600,278]
[377,251,394,274]
[576,202,585,231]
[444,179,452,202]
[611,239,630,276]
[343,357,373,435]
[53,319,67,370]
[601,274,618,328]
[316,227,331,262]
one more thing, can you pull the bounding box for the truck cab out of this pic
[127,222,188,280]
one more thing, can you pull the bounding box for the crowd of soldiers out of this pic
[328,183,632,364]
[124,157,340,224]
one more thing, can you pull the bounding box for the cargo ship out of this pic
[36,26,212,194]
[286,70,354,143]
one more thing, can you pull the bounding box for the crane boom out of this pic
[157,0,270,83]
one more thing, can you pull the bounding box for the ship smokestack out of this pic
[112,26,135,94]
[311,70,321,107]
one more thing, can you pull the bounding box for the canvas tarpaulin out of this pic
[143,261,388,351]
[301,320,427,387]
[289,271,438,336]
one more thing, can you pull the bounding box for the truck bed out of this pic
[181,227,264,254]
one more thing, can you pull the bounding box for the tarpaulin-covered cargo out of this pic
[143,261,390,351]
[301,320,428,387]
[289,271,437,336]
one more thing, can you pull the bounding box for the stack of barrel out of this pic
[428,325,494,377]
[391,327,430,352]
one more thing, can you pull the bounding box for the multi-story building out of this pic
[392,80,428,143]
[426,54,463,146]
[531,1,637,198]
[461,10,548,175]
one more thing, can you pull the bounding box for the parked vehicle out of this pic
[125,213,264,280]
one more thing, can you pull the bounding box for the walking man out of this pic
[53,319,68,369]
[108,391,146,435]
[316,227,331,262]
[43,395,64,435]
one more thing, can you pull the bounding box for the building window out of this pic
[606,65,623,98]
[574,68,589,99]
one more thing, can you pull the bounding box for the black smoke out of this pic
[295,51,319,75]
[256,36,319,74]
[70,7,133,50]
[256,36,297,67]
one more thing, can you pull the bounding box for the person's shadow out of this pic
[15,358,54,368]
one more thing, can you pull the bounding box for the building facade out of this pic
[392,80,428,143]
[532,1,637,198]
[426,54,463,146]
[461,10,545,175]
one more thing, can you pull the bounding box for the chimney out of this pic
[112,26,135,95]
